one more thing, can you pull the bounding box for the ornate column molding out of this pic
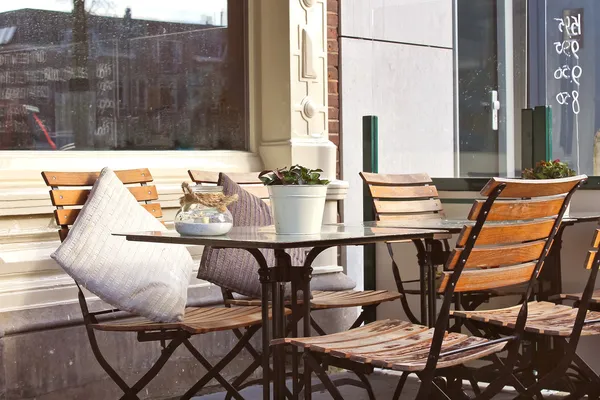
[257,0,335,179]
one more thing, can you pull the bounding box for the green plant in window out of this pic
[259,165,330,186]
[522,159,576,179]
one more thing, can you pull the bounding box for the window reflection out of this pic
[0,0,246,150]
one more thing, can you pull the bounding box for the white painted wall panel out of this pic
[341,37,454,286]
[341,0,453,48]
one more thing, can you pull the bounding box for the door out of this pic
[456,0,499,177]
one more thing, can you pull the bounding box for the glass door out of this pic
[455,0,528,177]
[456,0,499,177]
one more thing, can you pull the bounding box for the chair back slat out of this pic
[55,203,163,226]
[188,170,262,185]
[42,169,162,242]
[360,172,445,220]
[591,229,600,249]
[360,172,432,185]
[374,199,443,214]
[467,197,564,221]
[369,185,439,199]
[439,262,536,293]
[378,213,441,222]
[188,170,269,201]
[50,186,159,207]
[481,175,587,198]
[439,175,586,294]
[42,169,153,186]
[446,240,546,270]
[456,220,555,246]
[584,229,600,270]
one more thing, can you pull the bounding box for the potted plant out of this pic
[259,165,330,234]
[522,159,576,214]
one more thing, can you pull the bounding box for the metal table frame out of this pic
[358,212,600,327]
[119,225,439,400]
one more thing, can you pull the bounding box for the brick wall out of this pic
[327,0,340,178]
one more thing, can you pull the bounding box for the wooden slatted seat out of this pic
[42,169,271,400]
[228,290,401,309]
[559,289,600,305]
[275,319,506,372]
[188,170,402,330]
[279,175,587,400]
[452,302,600,337]
[93,306,290,334]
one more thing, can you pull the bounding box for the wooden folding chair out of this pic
[359,172,452,325]
[274,175,587,400]
[42,169,283,400]
[360,172,539,325]
[453,212,600,397]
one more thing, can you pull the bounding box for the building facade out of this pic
[0,1,347,398]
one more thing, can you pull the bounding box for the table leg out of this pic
[420,257,428,326]
[539,225,566,301]
[291,277,299,400]
[301,247,327,400]
[259,267,271,400]
[273,250,292,399]
[303,265,313,400]
[426,240,436,327]
[272,280,283,399]
[245,249,272,400]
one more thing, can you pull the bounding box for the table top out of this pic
[116,225,441,249]
[346,211,600,233]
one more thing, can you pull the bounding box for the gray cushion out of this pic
[311,272,356,291]
[198,173,306,297]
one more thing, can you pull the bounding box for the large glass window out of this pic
[0,0,247,151]
[540,1,594,176]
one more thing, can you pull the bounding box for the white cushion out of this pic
[51,168,194,322]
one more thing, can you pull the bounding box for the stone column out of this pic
[256,0,344,272]
[257,0,336,179]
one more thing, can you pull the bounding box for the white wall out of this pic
[340,0,455,286]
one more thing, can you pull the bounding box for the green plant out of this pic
[259,165,330,186]
[522,159,576,179]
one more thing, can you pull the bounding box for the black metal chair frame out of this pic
[296,180,582,400]
[47,172,266,400]
[220,276,379,400]
[76,283,264,400]
[458,247,600,397]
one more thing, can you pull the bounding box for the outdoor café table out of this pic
[351,211,600,327]
[116,224,441,400]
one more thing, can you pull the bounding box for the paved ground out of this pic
[192,370,569,399]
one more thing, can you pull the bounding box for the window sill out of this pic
[0,150,263,189]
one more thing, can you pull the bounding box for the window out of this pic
[0,1,247,151]
[455,0,528,177]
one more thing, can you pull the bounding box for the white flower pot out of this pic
[268,185,328,235]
